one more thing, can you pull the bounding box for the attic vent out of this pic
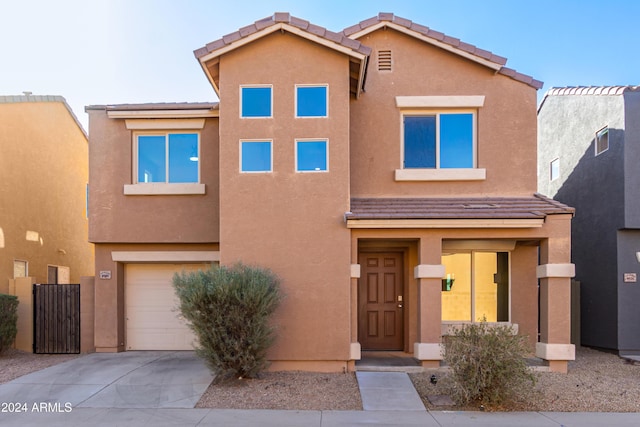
[378,50,392,71]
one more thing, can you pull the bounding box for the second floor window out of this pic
[403,112,475,169]
[296,85,328,118]
[137,133,199,183]
[241,85,272,118]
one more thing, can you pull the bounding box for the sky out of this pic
[1,0,639,131]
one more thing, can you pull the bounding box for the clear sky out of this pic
[1,0,638,131]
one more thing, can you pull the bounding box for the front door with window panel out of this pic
[358,252,404,350]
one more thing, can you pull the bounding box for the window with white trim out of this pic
[136,132,199,183]
[241,85,272,118]
[296,139,328,172]
[403,111,475,169]
[295,85,328,118]
[241,140,272,173]
[550,158,560,181]
[441,251,510,322]
[595,126,609,155]
[14,260,28,278]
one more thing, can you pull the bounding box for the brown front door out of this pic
[358,252,404,350]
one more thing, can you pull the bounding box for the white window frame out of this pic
[550,158,560,181]
[125,131,204,195]
[595,126,609,156]
[240,84,273,119]
[295,138,329,173]
[295,84,329,118]
[239,139,273,173]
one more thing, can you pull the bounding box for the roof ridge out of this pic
[544,85,640,97]
[342,12,542,90]
[194,12,371,59]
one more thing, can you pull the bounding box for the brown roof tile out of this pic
[194,13,371,60]
[347,194,574,220]
[344,12,543,88]
[85,102,219,111]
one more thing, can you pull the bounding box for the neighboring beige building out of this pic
[87,13,576,372]
[0,95,94,292]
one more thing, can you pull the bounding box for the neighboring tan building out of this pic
[538,86,640,357]
[0,94,94,292]
[87,13,576,372]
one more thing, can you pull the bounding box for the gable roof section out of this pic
[346,194,573,228]
[343,13,543,90]
[194,12,371,98]
[1,94,87,138]
[537,85,640,112]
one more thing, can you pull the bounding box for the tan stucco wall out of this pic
[0,101,93,292]
[87,111,220,243]
[92,242,219,352]
[217,32,353,364]
[350,28,538,197]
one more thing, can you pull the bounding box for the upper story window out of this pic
[394,96,485,181]
[550,158,560,181]
[403,112,474,169]
[296,139,328,172]
[241,85,272,118]
[595,126,609,155]
[295,85,328,118]
[241,140,272,173]
[137,133,199,183]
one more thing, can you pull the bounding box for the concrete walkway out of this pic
[2,352,640,426]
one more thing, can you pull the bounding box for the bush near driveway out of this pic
[0,294,18,355]
[173,263,283,381]
[444,321,536,409]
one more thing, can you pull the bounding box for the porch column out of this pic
[537,233,575,373]
[414,236,443,368]
[349,237,361,365]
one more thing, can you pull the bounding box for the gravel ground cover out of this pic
[2,346,639,412]
[0,349,79,384]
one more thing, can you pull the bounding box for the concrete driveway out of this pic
[0,351,214,409]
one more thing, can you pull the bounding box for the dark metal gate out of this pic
[33,284,80,354]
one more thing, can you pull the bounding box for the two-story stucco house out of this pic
[87,13,576,372]
[538,86,640,357]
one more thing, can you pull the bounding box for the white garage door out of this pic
[125,263,207,350]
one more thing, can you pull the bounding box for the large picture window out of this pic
[441,251,509,323]
[137,133,199,183]
[403,112,474,169]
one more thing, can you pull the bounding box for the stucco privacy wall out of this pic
[350,29,538,198]
[0,99,93,293]
[218,32,353,369]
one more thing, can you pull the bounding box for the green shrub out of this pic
[173,263,283,380]
[0,294,19,355]
[443,321,536,408]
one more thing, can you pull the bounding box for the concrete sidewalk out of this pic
[2,408,640,426]
[1,352,640,426]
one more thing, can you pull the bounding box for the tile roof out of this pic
[85,102,219,111]
[544,85,640,97]
[538,86,640,112]
[194,12,371,59]
[1,94,86,137]
[347,194,574,220]
[343,13,543,90]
